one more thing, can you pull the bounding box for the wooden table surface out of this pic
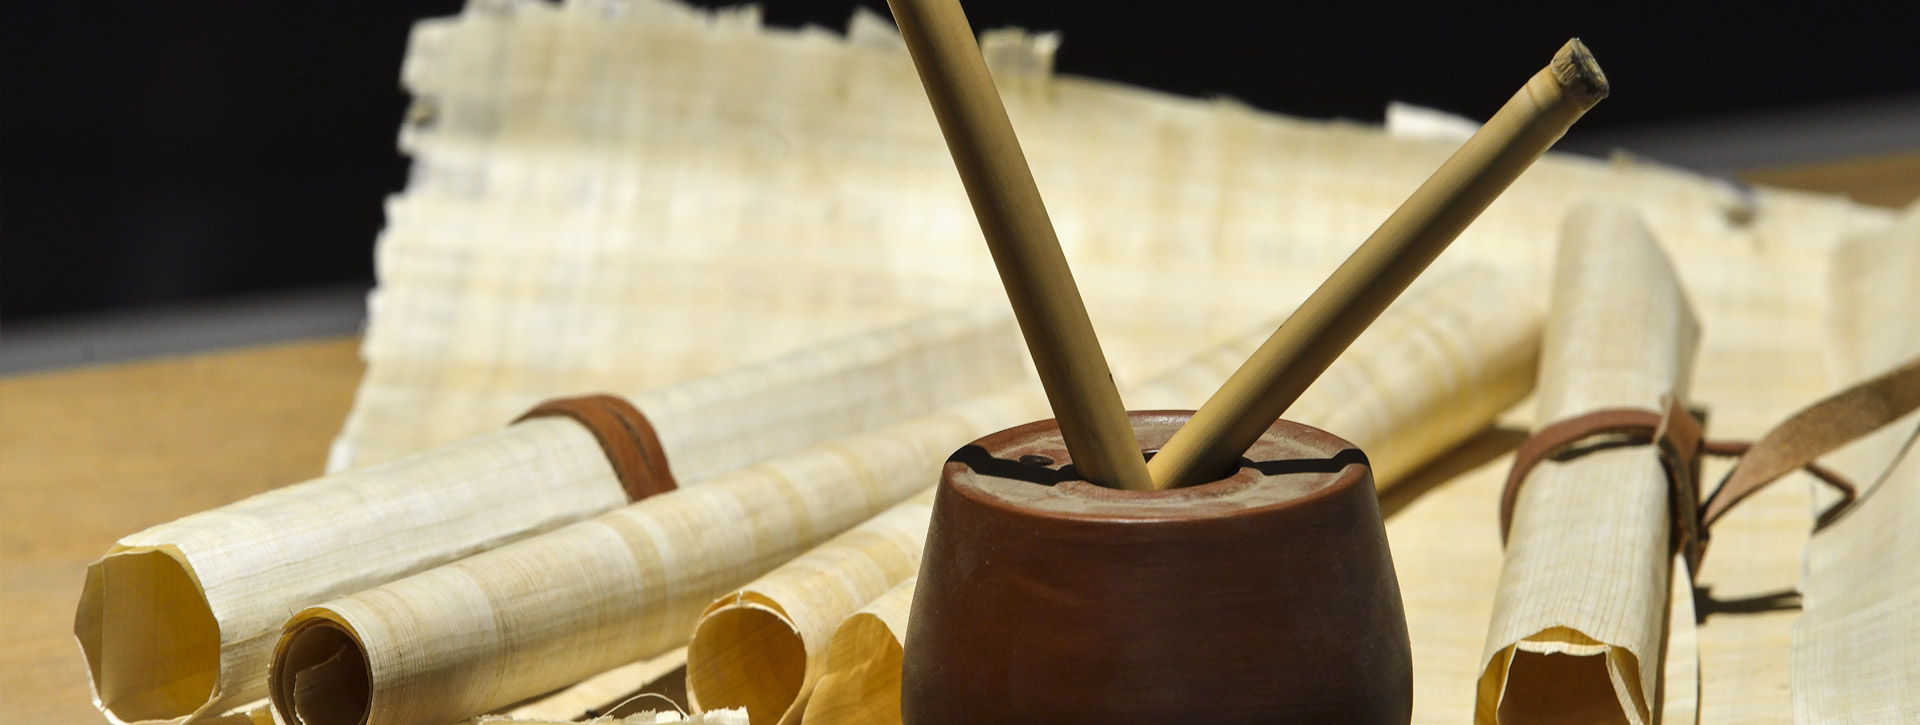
[1,156,1912,722]
[0,339,364,722]
[1737,150,1920,210]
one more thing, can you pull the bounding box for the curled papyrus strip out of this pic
[74,308,1025,725]
[685,492,938,725]
[266,391,1050,725]
[801,577,915,724]
[1476,203,1701,724]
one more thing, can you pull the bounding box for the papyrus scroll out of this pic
[1476,204,1700,724]
[684,491,938,725]
[74,308,1027,724]
[802,578,915,723]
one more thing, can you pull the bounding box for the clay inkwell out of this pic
[902,411,1412,722]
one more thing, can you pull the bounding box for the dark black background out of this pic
[5,1,1916,321]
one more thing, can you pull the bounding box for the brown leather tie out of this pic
[1502,355,1920,576]
[516,394,679,502]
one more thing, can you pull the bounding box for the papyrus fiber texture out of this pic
[74,307,1027,725]
[1476,204,1701,724]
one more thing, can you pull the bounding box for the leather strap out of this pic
[516,394,678,502]
[1501,395,1706,570]
[1500,354,1920,576]
[1702,355,1920,529]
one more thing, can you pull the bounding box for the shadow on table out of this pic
[1379,425,1529,520]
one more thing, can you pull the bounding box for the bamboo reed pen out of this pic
[886,0,1153,490]
[1149,39,1609,489]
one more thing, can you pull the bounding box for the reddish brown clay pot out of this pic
[901,411,1411,724]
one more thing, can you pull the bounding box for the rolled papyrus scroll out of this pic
[798,263,1544,723]
[684,490,938,724]
[1476,204,1700,724]
[74,307,1027,725]
[266,390,1051,725]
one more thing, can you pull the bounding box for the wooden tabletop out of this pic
[0,338,364,722]
[1738,150,1920,209]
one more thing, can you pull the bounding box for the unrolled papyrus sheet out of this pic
[342,0,1889,474]
[1476,204,1700,724]
[74,308,1027,725]
[1792,202,1920,722]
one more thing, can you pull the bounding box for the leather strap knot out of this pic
[516,394,678,502]
[1500,354,1920,577]
[1501,395,1714,571]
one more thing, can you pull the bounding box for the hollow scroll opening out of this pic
[686,603,808,725]
[77,548,222,723]
[270,617,372,725]
[1497,650,1633,724]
